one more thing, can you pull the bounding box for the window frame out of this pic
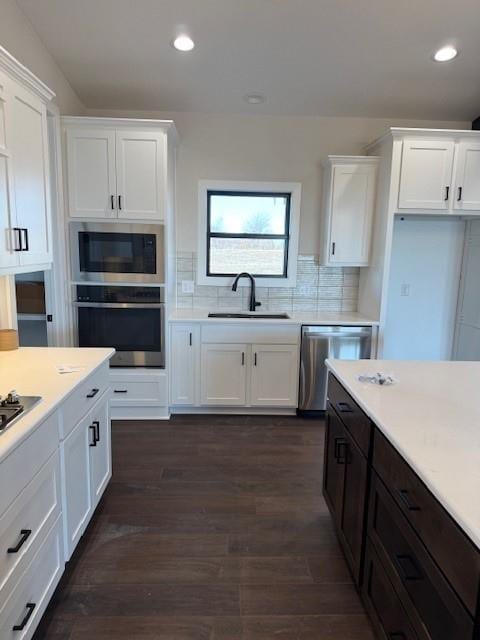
[197,180,301,288]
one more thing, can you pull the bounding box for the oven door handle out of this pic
[74,302,164,309]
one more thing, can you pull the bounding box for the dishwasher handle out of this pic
[303,330,371,340]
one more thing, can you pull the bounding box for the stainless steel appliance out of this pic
[70,222,165,284]
[75,285,165,368]
[0,392,41,434]
[299,325,372,412]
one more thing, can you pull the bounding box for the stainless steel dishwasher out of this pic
[298,325,373,412]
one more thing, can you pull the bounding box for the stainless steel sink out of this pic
[208,312,290,319]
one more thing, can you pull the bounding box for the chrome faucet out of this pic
[232,272,261,312]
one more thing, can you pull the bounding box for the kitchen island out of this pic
[324,359,480,640]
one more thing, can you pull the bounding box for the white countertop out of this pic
[326,359,480,550]
[0,347,114,463]
[169,309,379,326]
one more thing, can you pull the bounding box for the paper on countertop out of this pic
[56,365,85,374]
[358,372,396,386]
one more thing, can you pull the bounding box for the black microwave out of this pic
[70,222,164,284]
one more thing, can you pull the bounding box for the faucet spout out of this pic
[231,272,261,312]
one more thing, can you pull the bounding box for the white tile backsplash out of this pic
[176,254,359,312]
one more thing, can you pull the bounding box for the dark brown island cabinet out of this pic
[323,373,480,640]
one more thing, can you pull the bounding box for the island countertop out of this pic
[0,347,114,463]
[326,359,480,550]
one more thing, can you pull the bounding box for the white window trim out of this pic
[197,179,301,288]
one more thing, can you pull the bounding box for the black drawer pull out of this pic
[389,634,406,640]
[114,389,128,394]
[86,388,99,399]
[336,401,353,413]
[395,554,423,581]
[398,489,420,512]
[93,420,100,443]
[334,437,348,464]
[89,424,97,447]
[13,602,36,631]
[7,529,32,553]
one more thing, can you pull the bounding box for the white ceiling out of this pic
[16,0,480,119]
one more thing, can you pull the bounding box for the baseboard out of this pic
[111,405,170,420]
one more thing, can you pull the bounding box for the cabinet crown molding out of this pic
[0,45,55,102]
[323,155,380,168]
[61,116,178,140]
[366,127,480,152]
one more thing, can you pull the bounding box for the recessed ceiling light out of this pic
[245,93,266,105]
[173,34,195,52]
[433,45,458,62]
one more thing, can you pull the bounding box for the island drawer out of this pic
[60,362,109,439]
[0,412,58,517]
[368,472,475,640]
[0,451,61,606]
[363,541,419,640]
[373,428,480,616]
[327,374,371,455]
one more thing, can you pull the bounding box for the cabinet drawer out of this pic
[373,429,480,616]
[110,375,167,405]
[0,452,61,605]
[0,518,63,640]
[368,473,474,640]
[0,412,58,516]
[60,362,109,439]
[327,374,371,455]
[363,541,419,640]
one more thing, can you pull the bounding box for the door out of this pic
[89,399,111,508]
[66,128,116,219]
[453,141,480,212]
[200,343,247,406]
[61,414,92,559]
[10,84,52,266]
[116,130,165,220]
[250,344,299,407]
[339,427,368,582]
[398,139,455,210]
[323,407,346,526]
[170,324,198,405]
[329,163,377,265]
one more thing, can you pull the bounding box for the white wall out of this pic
[0,0,84,114]
[383,216,465,360]
[88,109,468,255]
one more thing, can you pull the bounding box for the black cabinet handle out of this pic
[110,195,115,210]
[114,389,128,394]
[21,228,29,251]
[189,332,192,346]
[334,437,348,464]
[445,186,450,201]
[331,241,336,255]
[13,227,22,251]
[241,352,245,366]
[7,529,32,554]
[336,401,353,413]
[93,420,100,443]
[395,554,423,581]
[118,195,122,210]
[86,388,99,399]
[254,352,257,366]
[89,424,97,447]
[457,186,463,202]
[397,489,420,512]
[12,602,36,631]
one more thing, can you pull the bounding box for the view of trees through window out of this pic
[207,191,290,277]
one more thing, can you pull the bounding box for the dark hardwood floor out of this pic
[33,415,375,640]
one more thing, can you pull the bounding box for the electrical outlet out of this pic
[400,283,411,297]
[181,280,194,294]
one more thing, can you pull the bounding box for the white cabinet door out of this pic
[66,128,117,218]
[250,344,299,407]
[200,344,247,406]
[116,130,165,220]
[89,398,111,508]
[170,324,199,405]
[10,84,52,266]
[398,139,455,210]
[453,142,480,212]
[0,151,17,269]
[328,163,377,266]
[61,414,92,559]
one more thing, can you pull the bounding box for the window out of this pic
[198,181,301,287]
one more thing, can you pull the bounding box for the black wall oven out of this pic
[75,285,165,368]
[70,222,165,284]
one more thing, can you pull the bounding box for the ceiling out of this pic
[16,0,480,119]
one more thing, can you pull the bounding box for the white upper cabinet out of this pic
[116,131,165,220]
[453,141,480,212]
[398,139,455,210]
[321,156,378,267]
[65,120,169,222]
[66,128,116,219]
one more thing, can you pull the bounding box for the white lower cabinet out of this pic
[250,344,299,407]
[61,392,111,560]
[200,343,248,406]
[170,324,199,406]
